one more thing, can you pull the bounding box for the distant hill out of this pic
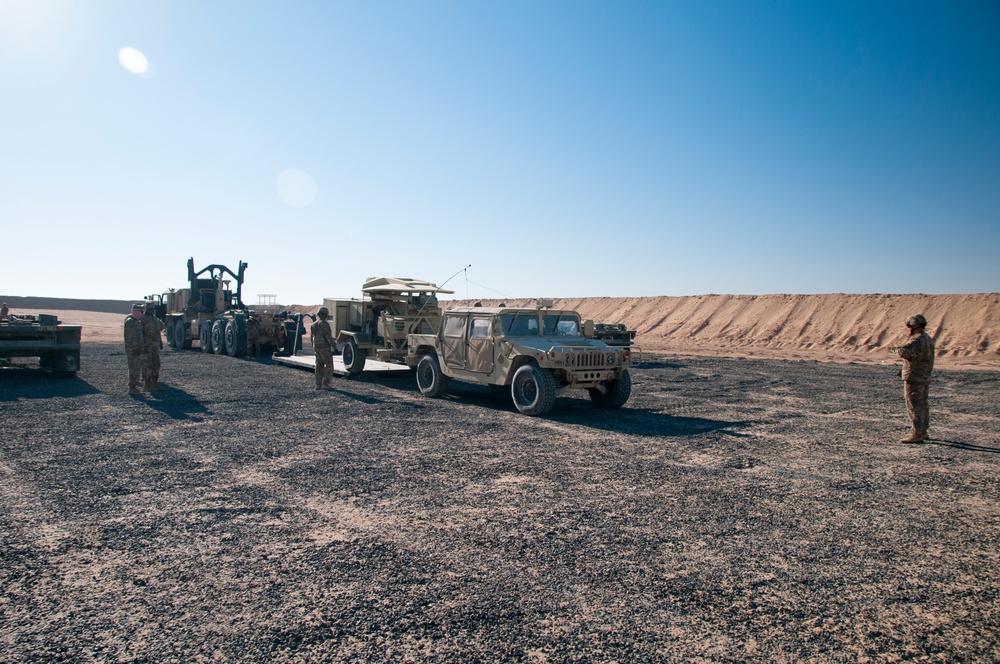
[0,296,134,315]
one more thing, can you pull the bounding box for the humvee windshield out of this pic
[499,311,581,337]
[500,312,538,337]
[542,313,580,336]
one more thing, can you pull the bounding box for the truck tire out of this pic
[342,338,366,375]
[416,354,449,398]
[588,369,632,409]
[511,364,556,416]
[164,320,174,348]
[199,322,212,353]
[211,320,226,354]
[225,318,247,357]
[176,320,191,350]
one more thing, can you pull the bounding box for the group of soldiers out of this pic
[123,302,165,395]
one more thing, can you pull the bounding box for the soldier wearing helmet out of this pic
[141,302,165,391]
[889,313,935,443]
[123,303,145,395]
[310,306,336,389]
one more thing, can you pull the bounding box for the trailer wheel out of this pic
[416,354,449,398]
[211,320,226,354]
[342,338,366,375]
[588,369,632,409]
[199,323,212,353]
[511,364,556,416]
[225,319,247,357]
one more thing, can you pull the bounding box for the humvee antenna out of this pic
[438,264,471,291]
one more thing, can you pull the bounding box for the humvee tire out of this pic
[588,369,632,409]
[416,354,449,398]
[511,364,556,416]
[342,338,366,375]
[200,323,212,353]
[211,320,226,354]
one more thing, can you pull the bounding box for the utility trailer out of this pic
[323,277,454,376]
[0,314,82,377]
[151,257,305,358]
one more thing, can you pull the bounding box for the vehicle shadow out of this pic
[0,370,101,401]
[928,439,1000,454]
[442,385,749,438]
[141,385,212,422]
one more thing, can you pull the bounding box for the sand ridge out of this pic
[7,292,999,369]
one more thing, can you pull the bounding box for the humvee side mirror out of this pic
[583,319,594,337]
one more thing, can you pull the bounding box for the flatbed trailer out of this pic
[0,314,82,377]
[272,353,410,377]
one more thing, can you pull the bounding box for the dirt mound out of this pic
[449,293,1000,369]
[8,293,999,369]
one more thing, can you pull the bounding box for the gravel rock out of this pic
[1,346,998,661]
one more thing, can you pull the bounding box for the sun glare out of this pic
[277,169,318,207]
[118,46,149,75]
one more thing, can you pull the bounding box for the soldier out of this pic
[889,313,935,443]
[0,302,8,318]
[246,314,261,359]
[123,303,145,395]
[141,302,165,391]
[310,306,336,389]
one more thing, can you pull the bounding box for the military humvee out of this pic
[406,301,633,416]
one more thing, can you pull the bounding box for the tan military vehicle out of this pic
[323,277,454,375]
[406,301,634,416]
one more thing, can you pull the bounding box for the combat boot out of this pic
[900,429,926,444]
[128,386,142,395]
[146,382,165,392]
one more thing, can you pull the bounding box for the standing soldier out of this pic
[0,302,8,318]
[123,303,145,395]
[890,314,935,443]
[142,302,165,391]
[246,314,261,359]
[310,306,335,389]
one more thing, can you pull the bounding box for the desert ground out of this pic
[1,298,998,661]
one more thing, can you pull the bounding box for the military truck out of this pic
[153,258,304,357]
[323,277,454,375]
[0,313,82,377]
[406,300,633,416]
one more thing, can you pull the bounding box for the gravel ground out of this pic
[1,345,998,662]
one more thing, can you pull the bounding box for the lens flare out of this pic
[118,46,149,75]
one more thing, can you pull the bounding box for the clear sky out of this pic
[2,1,998,304]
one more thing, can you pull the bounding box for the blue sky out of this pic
[2,1,997,304]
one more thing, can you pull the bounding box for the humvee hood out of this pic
[506,337,610,352]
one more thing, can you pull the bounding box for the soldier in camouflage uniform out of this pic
[0,303,8,318]
[890,314,935,443]
[141,302,165,391]
[123,303,145,395]
[246,314,261,358]
[310,306,336,389]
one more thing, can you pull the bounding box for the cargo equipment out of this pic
[323,277,454,376]
[151,257,305,357]
[0,313,82,377]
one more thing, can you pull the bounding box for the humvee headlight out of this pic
[606,352,615,366]
[565,353,575,366]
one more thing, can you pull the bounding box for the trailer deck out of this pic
[272,353,411,377]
